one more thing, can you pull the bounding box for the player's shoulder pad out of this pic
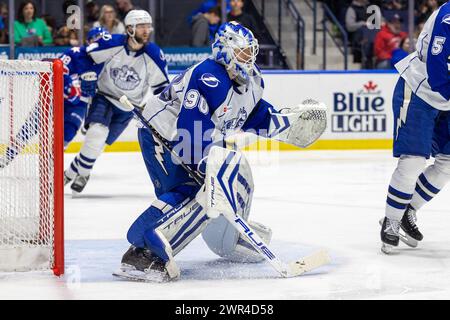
[191,58,232,111]
[438,3,450,27]
[86,34,126,54]
[144,42,168,74]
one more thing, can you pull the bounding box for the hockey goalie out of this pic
[113,22,328,282]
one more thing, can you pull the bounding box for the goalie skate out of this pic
[113,246,179,283]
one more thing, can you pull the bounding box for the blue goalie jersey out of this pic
[142,58,278,165]
[395,2,450,110]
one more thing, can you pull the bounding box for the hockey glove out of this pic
[80,71,98,98]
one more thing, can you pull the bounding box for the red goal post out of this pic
[0,59,64,276]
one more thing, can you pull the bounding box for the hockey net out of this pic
[0,60,64,276]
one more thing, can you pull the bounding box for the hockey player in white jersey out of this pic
[113,22,327,282]
[64,10,169,193]
[381,2,450,254]
[0,27,105,169]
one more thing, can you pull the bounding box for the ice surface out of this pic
[1,150,449,299]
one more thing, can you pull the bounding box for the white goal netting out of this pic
[0,60,63,274]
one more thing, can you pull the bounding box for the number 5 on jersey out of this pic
[431,36,446,55]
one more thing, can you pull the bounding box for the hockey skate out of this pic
[70,175,90,194]
[64,171,73,186]
[113,246,180,283]
[400,205,423,248]
[380,217,401,254]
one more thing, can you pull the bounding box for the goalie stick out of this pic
[108,91,330,278]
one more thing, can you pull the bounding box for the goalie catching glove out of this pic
[268,99,327,148]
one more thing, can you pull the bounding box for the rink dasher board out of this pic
[66,71,398,152]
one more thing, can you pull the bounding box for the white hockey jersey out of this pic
[86,34,169,111]
[142,58,279,165]
[395,3,450,110]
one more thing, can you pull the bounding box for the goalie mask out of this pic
[212,21,259,85]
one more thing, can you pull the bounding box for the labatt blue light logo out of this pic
[332,81,386,133]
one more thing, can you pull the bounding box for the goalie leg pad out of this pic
[203,146,271,262]
[127,186,210,259]
[203,219,272,263]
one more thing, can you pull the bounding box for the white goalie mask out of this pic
[212,21,260,85]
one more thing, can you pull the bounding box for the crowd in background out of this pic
[0,0,140,47]
[190,0,260,47]
[0,0,259,48]
[0,0,446,70]
[326,0,446,69]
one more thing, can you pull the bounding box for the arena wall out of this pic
[66,70,399,153]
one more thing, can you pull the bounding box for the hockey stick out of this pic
[98,91,203,185]
[116,93,330,278]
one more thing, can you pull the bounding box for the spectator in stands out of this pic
[197,0,230,15]
[190,0,230,24]
[53,1,79,47]
[382,0,407,11]
[0,3,7,22]
[14,1,53,46]
[86,0,100,28]
[191,6,221,47]
[417,0,440,24]
[227,0,258,36]
[93,5,125,34]
[0,3,7,43]
[53,26,78,46]
[0,13,4,44]
[345,0,369,63]
[374,14,407,69]
[42,14,56,39]
[390,36,410,68]
[116,0,141,21]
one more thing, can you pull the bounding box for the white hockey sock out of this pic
[410,155,450,211]
[69,123,108,177]
[385,156,426,221]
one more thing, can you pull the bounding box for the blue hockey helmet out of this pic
[87,27,109,44]
[212,21,259,85]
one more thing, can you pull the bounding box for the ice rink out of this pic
[1,150,450,300]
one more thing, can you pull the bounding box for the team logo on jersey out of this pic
[200,73,220,88]
[221,107,248,135]
[160,50,166,61]
[442,14,450,25]
[110,65,141,91]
